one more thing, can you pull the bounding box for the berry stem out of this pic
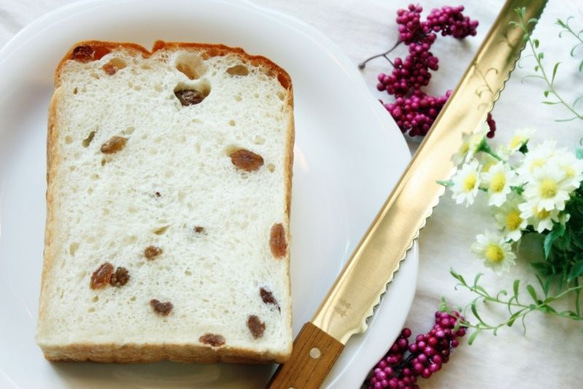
[358,40,403,69]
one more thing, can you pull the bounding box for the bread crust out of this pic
[40,40,294,364]
[41,342,289,364]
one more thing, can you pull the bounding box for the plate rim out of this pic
[0,0,419,387]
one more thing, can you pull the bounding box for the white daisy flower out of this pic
[507,127,535,153]
[478,152,500,174]
[519,201,561,233]
[516,139,556,178]
[452,122,490,166]
[554,150,583,190]
[522,162,572,212]
[450,160,481,206]
[481,161,519,207]
[471,230,516,274]
[494,194,528,241]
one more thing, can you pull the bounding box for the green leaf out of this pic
[533,38,540,48]
[513,279,521,299]
[473,272,485,287]
[526,285,539,303]
[471,301,486,324]
[551,62,560,84]
[568,260,583,282]
[437,179,454,187]
[538,52,544,60]
[544,223,566,258]
[468,329,481,345]
[576,148,583,160]
[507,311,523,327]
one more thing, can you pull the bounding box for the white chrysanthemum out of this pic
[516,139,556,178]
[554,150,583,190]
[508,127,535,153]
[494,193,528,241]
[523,163,572,212]
[478,152,500,174]
[452,122,489,166]
[481,161,519,207]
[451,160,481,206]
[519,201,561,233]
[471,230,516,274]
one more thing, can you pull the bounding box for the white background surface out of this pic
[2,0,582,388]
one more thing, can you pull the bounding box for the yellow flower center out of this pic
[564,166,575,178]
[509,135,523,150]
[490,172,506,193]
[539,178,558,199]
[482,161,495,173]
[460,142,470,155]
[529,158,545,172]
[535,207,551,219]
[463,173,477,192]
[485,244,505,263]
[506,210,523,231]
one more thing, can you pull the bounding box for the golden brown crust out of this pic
[55,40,293,91]
[41,40,295,364]
[41,342,289,364]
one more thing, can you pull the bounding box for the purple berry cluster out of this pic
[363,4,494,137]
[366,311,466,389]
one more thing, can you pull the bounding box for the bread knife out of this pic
[266,0,547,387]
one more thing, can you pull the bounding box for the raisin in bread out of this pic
[36,41,294,364]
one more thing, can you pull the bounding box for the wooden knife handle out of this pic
[266,322,345,389]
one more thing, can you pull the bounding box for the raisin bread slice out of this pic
[36,41,294,363]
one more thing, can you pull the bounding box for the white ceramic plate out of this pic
[0,0,418,387]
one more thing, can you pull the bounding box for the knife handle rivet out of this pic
[309,347,322,359]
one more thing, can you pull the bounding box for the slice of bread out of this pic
[36,41,294,364]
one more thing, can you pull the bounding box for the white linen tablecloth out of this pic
[2,0,582,388]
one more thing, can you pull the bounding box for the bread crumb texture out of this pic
[37,41,294,363]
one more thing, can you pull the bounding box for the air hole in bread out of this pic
[154,84,163,92]
[92,296,99,303]
[227,64,250,76]
[277,91,285,101]
[253,136,265,145]
[229,120,236,127]
[184,270,192,276]
[90,72,100,80]
[65,135,73,144]
[234,95,242,102]
[102,58,127,75]
[69,242,80,256]
[133,85,142,91]
[175,53,207,80]
[267,163,275,173]
[123,127,135,135]
[82,130,96,147]
[87,188,94,195]
[153,225,170,235]
[73,87,78,95]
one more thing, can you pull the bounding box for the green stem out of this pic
[522,17,583,120]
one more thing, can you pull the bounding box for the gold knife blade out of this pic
[267,1,547,387]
